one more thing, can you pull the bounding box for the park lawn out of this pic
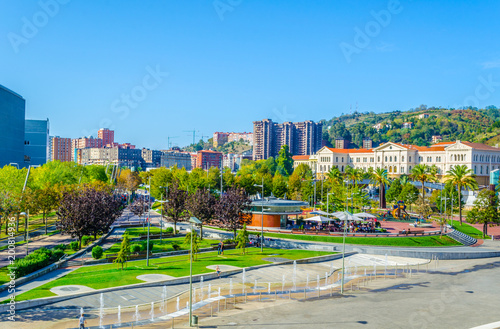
[0,213,58,240]
[0,267,10,285]
[103,237,219,255]
[451,220,490,239]
[124,227,176,238]
[13,248,333,302]
[263,232,461,247]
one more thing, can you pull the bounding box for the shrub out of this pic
[140,240,154,252]
[82,236,93,246]
[92,246,103,259]
[165,227,174,233]
[172,242,181,251]
[130,244,141,253]
[53,244,66,251]
[223,239,235,244]
[69,241,79,251]
[13,248,64,279]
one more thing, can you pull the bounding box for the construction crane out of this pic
[167,136,179,149]
[200,134,210,142]
[183,129,199,145]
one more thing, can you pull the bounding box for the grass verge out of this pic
[451,220,490,239]
[263,232,461,247]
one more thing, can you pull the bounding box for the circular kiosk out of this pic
[249,196,308,229]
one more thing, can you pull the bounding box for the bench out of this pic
[398,230,425,235]
[138,234,175,240]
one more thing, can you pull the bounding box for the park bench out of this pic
[138,234,174,240]
[398,230,425,236]
[210,243,236,250]
[291,229,303,234]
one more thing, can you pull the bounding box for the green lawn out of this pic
[451,220,490,239]
[104,237,218,255]
[0,212,58,240]
[263,232,461,247]
[13,248,332,302]
[124,227,175,238]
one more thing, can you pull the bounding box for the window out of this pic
[394,156,397,162]
[409,166,412,171]
[474,166,477,174]
[393,166,397,173]
[341,165,344,171]
[385,156,388,162]
[378,156,380,162]
[402,156,405,162]
[389,166,392,173]
[480,166,483,174]
[357,158,360,162]
[336,157,338,162]
[409,156,412,162]
[370,157,374,162]
[328,165,330,171]
[390,156,392,162]
[450,155,453,161]
[350,158,353,163]
[342,157,344,162]
[401,167,405,173]
[363,157,367,163]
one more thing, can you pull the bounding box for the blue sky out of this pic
[1,0,500,149]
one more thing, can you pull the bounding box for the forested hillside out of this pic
[321,105,500,148]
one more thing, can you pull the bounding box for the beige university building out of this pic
[293,141,500,186]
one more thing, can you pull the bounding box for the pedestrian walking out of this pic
[79,314,87,329]
[220,240,224,255]
[216,265,221,277]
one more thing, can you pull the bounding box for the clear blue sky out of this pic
[1,0,500,149]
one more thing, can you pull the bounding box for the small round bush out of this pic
[52,249,65,260]
[172,243,181,251]
[92,246,103,259]
[70,241,79,251]
[130,244,141,253]
[165,227,174,234]
[82,236,92,246]
[53,244,66,251]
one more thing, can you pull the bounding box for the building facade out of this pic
[98,128,114,147]
[50,136,72,162]
[253,119,322,160]
[161,150,192,170]
[0,85,25,168]
[196,150,223,169]
[141,148,162,168]
[24,119,49,166]
[79,147,142,168]
[294,141,500,185]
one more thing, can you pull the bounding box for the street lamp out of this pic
[159,185,169,243]
[340,178,351,295]
[189,216,202,327]
[141,177,152,267]
[254,177,265,252]
[326,192,334,215]
[20,211,29,255]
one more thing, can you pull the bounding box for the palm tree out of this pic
[410,164,437,205]
[445,165,478,226]
[345,166,364,186]
[371,167,390,208]
[399,174,410,187]
[326,166,343,185]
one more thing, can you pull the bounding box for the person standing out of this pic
[220,240,224,255]
[79,314,87,329]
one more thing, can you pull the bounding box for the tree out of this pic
[113,233,131,270]
[163,181,188,234]
[326,166,342,185]
[276,145,293,176]
[445,165,478,225]
[410,164,438,205]
[184,230,201,261]
[371,168,389,208]
[415,196,432,218]
[435,182,460,216]
[35,185,61,235]
[213,187,251,238]
[130,198,149,221]
[272,173,288,198]
[399,183,419,207]
[117,169,142,195]
[467,190,500,238]
[386,179,402,204]
[186,189,215,240]
[57,185,122,247]
[235,224,250,255]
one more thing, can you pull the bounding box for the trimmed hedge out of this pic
[13,248,64,279]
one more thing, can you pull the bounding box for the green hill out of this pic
[321,105,500,148]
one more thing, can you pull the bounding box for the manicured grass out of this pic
[0,267,11,285]
[451,220,490,239]
[0,214,58,240]
[14,248,332,302]
[263,232,461,247]
[104,237,218,255]
[124,227,175,238]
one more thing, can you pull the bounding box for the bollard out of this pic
[172,317,174,329]
[330,284,333,296]
[318,286,320,298]
[245,292,247,303]
[289,290,291,300]
[304,288,306,300]
[218,298,220,312]
[225,298,227,310]
[259,292,262,301]
[211,302,213,317]
[234,295,236,306]
[275,290,277,300]
[350,282,352,291]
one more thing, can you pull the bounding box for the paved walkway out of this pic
[17,254,428,311]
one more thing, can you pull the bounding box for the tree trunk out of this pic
[458,184,462,226]
[79,236,82,250]
[484,222,488,238]
[421,181,425,204]
[200,224,204,240]
[379,183,386,208]
[44,212,47,235]
[174,220,177,236]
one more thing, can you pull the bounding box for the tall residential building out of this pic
[196,150,223,169]
[98,128,114,146]
[0,85,25,168]
[362,138,373,149]
[24,119,49,166]
[79,147,142,167]
[252,119,322,160]
[50,136,72,162]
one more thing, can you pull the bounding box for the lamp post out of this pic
[254,178,264,252]
[160,185,168,243]
[326,192,334,215]
[141,178,152,267]
[189,216,202,327]
[20,211,29,255]
[341,179,351,294]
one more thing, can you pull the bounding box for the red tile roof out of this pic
[326,147,373,153]
[292,155,310,160]
[461,141,500,151]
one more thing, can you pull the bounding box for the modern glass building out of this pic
[0,85,26,168]
[24,119,50,167]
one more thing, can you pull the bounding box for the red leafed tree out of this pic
[186,188,216,239]
[57,185,123,248]
[163,181,188,233]
[213,187,251,238]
